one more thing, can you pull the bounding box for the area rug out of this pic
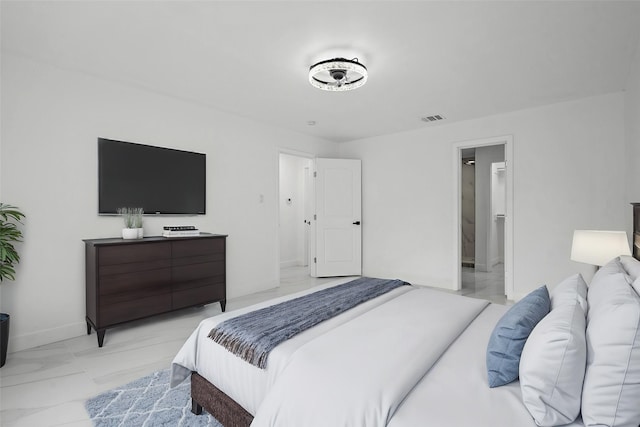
[85,368,222,426]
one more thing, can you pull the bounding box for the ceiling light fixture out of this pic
[308,57,368,91]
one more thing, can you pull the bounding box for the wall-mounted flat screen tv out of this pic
[98,138,206,215]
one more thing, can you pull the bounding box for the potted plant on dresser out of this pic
[117,207,141,240]
[0,203,25,367]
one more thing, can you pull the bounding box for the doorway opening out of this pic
[278,152,314,283]
[453,136,514,301]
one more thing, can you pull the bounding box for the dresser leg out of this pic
[86,320,92,335]
[220,300,226,312]
[97,330,106,347]
[192,399,203,415]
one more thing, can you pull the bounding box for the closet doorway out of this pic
[453,136,513,301]
[278,152,314,276]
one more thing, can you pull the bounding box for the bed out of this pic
[171,255,640,427]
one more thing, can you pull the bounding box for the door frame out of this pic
[452,135,514,300]
[276,148,315,285]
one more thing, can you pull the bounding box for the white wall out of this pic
[625,36,640,236]
[279,154,311,267]
[0,53,338,351]
[339,93,627,298]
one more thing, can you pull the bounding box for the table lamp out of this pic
[570,230,632,267]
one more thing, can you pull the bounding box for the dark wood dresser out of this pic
[633,203,640,260]
[84,233,227,347]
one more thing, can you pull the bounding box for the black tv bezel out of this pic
[97,138,206,216]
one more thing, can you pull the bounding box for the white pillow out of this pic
[582,270,640,427]
[620,255,640,282]
[587,258,631,311]
[520,302,586,426]
[550,273,587,312]
[593,256,625,278]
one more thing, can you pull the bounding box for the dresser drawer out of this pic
[173,276,225,292]
[172,252,224,266]
[99,259,171,276]
[172,238,224,258]
[100,293,172,326]
[99,268,171,296]
[172,260,224,281]
[98,242,171,265]
[173,284,225,310]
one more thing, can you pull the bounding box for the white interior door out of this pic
[313,158,362,277]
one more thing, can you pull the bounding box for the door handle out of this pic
[353,221,361,225]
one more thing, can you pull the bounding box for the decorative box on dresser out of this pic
[633,203,640,260]
[84,233,227,347]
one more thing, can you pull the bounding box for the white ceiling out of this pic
[3,1,640,142]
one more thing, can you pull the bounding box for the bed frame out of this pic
[191,372,253,427]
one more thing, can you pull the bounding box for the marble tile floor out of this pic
[0,265,506,427]
[460,263,509,305]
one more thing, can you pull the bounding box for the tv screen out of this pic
[98,138,206,215]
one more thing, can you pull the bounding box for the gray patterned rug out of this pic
[85,369,222,426]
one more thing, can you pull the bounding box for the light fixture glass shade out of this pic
[570,230,632,266]
[309,58,368,91]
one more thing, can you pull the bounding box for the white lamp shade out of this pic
[571,230,632,266]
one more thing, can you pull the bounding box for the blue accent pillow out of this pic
[486,285,550,388]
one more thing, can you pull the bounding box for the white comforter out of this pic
[251,287,489,426]
[173,282,567,427]
[388,304,543,427]
[171,278,412,414]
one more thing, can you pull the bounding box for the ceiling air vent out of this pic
[421,114,445,123]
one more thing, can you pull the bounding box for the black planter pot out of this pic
[1,313,9,367]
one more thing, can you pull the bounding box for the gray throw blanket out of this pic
[208,277,410,369]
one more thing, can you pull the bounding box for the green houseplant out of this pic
[117,207,143,240]
[132,207,144,238]
[0,203,25,367]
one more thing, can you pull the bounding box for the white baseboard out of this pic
[490,258,504,268]
[280,259,298,269]
[475,262,488,272]
[9,321,86,353]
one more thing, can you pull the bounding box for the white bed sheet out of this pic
[171,277,413,415]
